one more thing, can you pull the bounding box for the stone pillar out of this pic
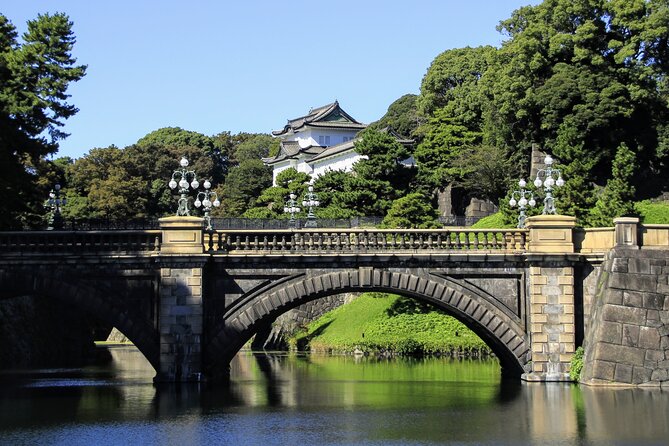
[155,216,207,382]
[524,215,577,382]
[613,217,639,248]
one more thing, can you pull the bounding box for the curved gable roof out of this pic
[272,101,366,136]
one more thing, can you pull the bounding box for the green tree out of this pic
[232,133,279,163]
[589,143,637,226]
[485,0,669,220]
[0,12,86,228]
[245,168,310,218]
[219,159,272,216]
[414,111,482,188]
[369,94,419,138]
[381,193,439,229]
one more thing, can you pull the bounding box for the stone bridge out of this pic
[0,216,667,384]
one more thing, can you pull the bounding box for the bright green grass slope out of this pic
[635,200,669,224]
[292,293,491,356]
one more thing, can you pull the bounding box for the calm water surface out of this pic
[0,346,668,445]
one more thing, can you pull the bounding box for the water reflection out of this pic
[0,346,667,445]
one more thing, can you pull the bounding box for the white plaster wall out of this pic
[289,128,359,148]
[311,151,367,178]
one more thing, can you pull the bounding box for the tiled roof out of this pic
[272,101,366,136]
[308,140,357,163]
[262,141,326,165]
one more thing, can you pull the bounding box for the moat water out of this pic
[0,346,668,445]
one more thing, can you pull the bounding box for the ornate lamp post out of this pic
[301,183,320,228]
[283,192,301,227]
[194,179,220,230]
[168,156,199,216]
[509,179,536,228]
[46,184,66,230]
[533,155,565,214]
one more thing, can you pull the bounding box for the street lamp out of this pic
[168,156,199,216]
[533,155,565,215]
[194,179,220,230]
[509,179,536,228]
[46,184,66,230]
[283,192,301,227]
[301,183,320,228]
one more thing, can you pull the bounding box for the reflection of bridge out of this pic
[1,216,666,382]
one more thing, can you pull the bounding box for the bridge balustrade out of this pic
[0,230,161,255]
[204,228,527,253]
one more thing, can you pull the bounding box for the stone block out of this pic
[607,289,624,305]
[592,360,616,380]
[614,364,633,383]
[559,333,574,344]
[638,327,661,350]
[559,294,574,304]
[628,258,651,274]
[530,266,541,275]
[543,304,562,314]
[187,277,201,287]
[532,313,548,323]
[532,294,548,304]
[596,343,645,365]
[161,268,172,277]
[563,305,574,314]
[623,291,643,308]
[632,366,652,385]
[558,276,573,285]
[611,258,628,273]
[643,293,665,310]
[602,305,647,325]
[532,275,548,285]
[600,321,622,344]
[532,343,545,353]
[645,349,664,362]
[622,324,639,347]
[533,334,548,343]
[611,273,658,293]
[651,369,669,382]
[562,285,574,296]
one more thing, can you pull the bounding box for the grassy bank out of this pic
[290,293,491,357]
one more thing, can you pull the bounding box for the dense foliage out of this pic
[5,0,669,228]
[0,13,86,229]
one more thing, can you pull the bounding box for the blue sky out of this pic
[5,1,538,159]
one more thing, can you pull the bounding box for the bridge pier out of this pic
[154,216,207,382]
[523,215,577,382]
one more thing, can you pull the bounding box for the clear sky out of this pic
[4,1,538,159]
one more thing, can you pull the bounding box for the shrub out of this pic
[570,346,585,382]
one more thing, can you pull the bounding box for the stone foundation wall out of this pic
[581,248,669,386]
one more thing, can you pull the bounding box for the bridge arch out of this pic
[206,268,530,380]
[0,269,160,372]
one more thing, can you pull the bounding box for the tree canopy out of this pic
[0,12,86,229]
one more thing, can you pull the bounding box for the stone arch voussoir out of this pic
[206,268,530,380]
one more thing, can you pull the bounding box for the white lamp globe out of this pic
[518,179,526,188]
[204,180,211,189]
[180,157,189,167]
[194,199,202,208]
[509,198,517,207]
[556,177,565,187]
[191,179,199,189]
[534,178,543,188]
[519,197,528,207]
[169,179,177,189]
[529,198,536,207]
[544,155,553,166]
[179,178,188,189]
[213,199,220,207]
[545,177,555,187]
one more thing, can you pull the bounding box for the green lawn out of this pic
[291,293,491,356]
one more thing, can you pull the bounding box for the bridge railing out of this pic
[0,230,161,255]
[204,228,527,254]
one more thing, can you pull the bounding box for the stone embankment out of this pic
[581,248,669,386]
